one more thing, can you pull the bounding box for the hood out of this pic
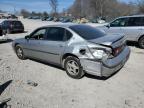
[14,38,25,43]
[88,34,124,47]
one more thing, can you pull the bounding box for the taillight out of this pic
[89,47,113,59]
[113,45,123,56]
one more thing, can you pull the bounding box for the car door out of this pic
[37,27,69,64]
[121,17,144,41]
[105,18,128,34]
[24,28,47,59]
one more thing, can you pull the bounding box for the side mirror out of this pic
[106,24,110,28]
[25,35,30,39]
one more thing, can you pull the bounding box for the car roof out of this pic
[0,19,20,23]
[40,23,82,28]
[2,19,19,21]
[118,14,144,19]
[5,19,20,22]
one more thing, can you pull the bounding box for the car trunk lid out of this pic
[88,34,126,56]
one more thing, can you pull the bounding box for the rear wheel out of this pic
[0,103,7,108]
[15,45,26,60]
[7,29,11,34]
[138,36,144,49]
[64,56,84,79]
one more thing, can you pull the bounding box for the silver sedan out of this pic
[12,24,130,79]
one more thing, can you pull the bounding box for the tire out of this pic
[2,104,7,108]
[64,56,84,79]
[0,103,7,108]
[15,45,26,60]
[138,36,144,49]
[7,29,11,34]
[2,30,7,35]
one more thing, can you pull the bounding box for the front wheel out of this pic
[64,56,84,79]
[15,45,26,60]
[138,36,144,49]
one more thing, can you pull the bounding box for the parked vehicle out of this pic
[0,20,24,34]
[80,18,89,23]
[59,17,64,22]
[0,24,7,42]
[32,16,41,20]
[10,15,18,19]
[89,19,98,23]
[62,18,72,23]
[53,17,59,22]
[47,17,54,21]
[12,24,130,79]
[27,16,33,19]
[27,16,40,20]
[41,16,49,21]
[99,15,144,48]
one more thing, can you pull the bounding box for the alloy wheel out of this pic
[17,47,23,58]
[66,60,79,76]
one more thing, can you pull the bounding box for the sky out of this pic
[0,0,137,13]
[0,0,75,13]
[119,0,137,3]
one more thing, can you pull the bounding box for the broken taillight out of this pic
[113,44,125,56]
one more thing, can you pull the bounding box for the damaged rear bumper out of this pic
[80,46,130,77]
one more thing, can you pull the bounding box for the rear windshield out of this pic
[69,25,106,40]
[12,21,22,25]
[9,21,23,26]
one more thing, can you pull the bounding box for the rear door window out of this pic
[30,28,46,40]
[141,17,144,26]
[3,21,9,26]
[12,21,23,26]
[127,17,144,26]
[46,27,65,41]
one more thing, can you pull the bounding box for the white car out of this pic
[98,15,144,48]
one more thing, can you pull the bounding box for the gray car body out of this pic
[98,15,144,42]
[12,24,130,77]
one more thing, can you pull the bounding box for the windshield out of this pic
[69,25,106,40]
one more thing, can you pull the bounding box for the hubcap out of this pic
[17,47,23,57]
[66,60,79,76]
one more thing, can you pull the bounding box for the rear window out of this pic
[13,21,23,25]
[127,17,144,26]
[69,25,106,40]
[46,27,65,41]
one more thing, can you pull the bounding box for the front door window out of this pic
[110,18,128,27]
[30,28,46,40]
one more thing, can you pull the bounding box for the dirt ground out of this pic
[0,19,144,108]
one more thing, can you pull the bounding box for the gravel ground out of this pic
[0,19,144,108]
